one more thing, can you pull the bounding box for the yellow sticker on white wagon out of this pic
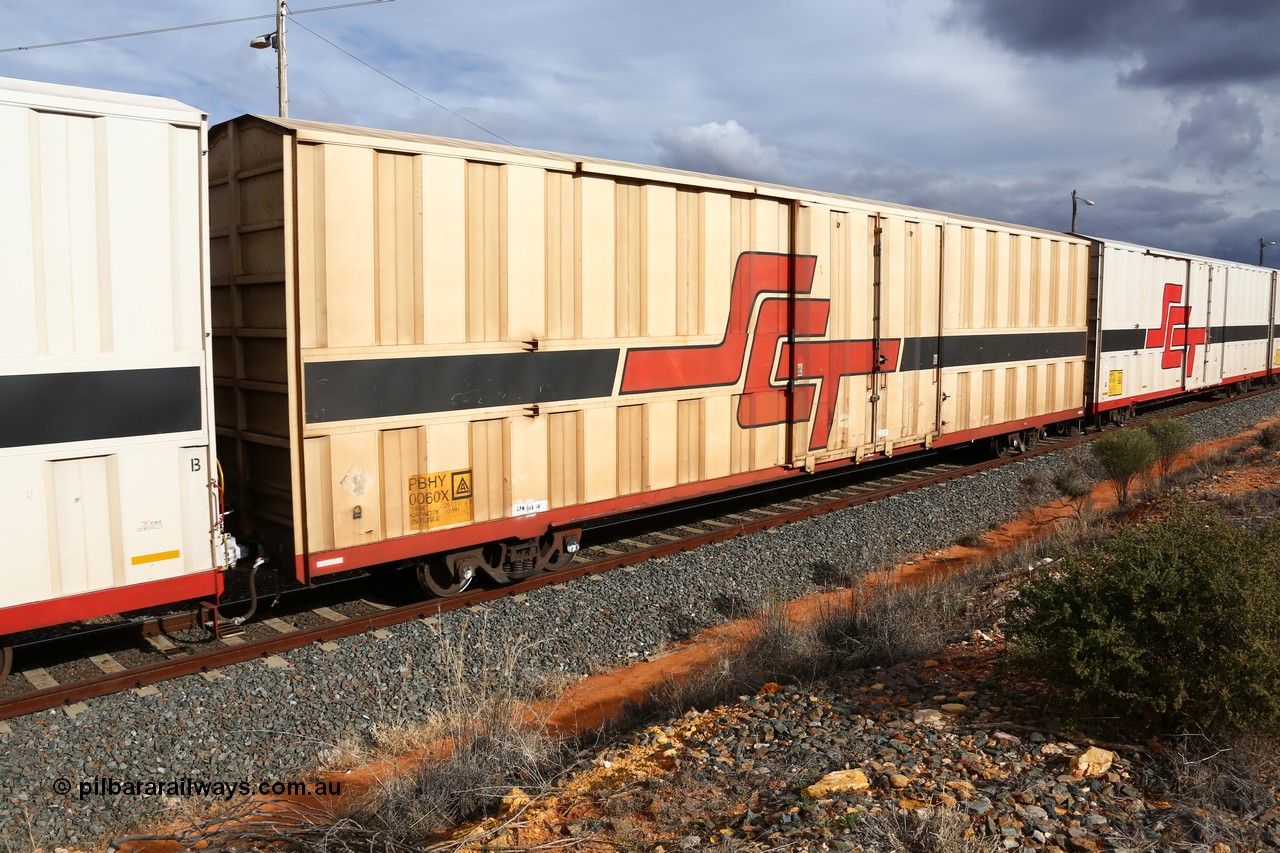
[409,469,473,530]
[1108,370,1123,396]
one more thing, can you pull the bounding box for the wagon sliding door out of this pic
[1187,260,1215,391]
[784,207,880,464]
[876,215,942,453]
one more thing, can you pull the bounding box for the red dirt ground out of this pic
[115,422,1278,852]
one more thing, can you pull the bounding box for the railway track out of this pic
[0,387,1268,722]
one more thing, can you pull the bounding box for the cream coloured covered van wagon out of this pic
[209,115,1089,595]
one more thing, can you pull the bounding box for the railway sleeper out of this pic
[416,529,582,597]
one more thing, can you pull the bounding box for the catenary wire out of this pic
[0,1,393,53]
[287,14,517,146]
[1023,194,1070,228]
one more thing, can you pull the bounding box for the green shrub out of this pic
[1005,500,1280,734]
[1144,418,1194,479]
[1050,463,1093,525]
[1091,428,1156,503]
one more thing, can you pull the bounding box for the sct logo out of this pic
[620,252,898,451]
[1145,283,1206,377]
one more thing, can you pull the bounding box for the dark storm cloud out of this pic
[1174,93,1264,175]
[947,0,1280,91]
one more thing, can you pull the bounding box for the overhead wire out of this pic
[1080,206,1147,245]
[1023,194,1070,229]
[286,14,517,146]
[3,0,515,148]
[0,1,394,53]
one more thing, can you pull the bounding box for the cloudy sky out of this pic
[3,0,1278,264]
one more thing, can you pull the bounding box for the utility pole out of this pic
[250,0,288,117]
[1071,189,1093,234]
[1260,238,1275,267]
[276,0,287,118]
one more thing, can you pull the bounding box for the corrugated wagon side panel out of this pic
[1217,265,1272,384]
[423,156,467,344]
[937,223,1088,441]
[1,84,217,626]
[1093,245,1190,408]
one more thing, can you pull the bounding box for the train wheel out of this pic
[1,645,12,679]
[992,434,1019,457]
[539,530,582,573]
[416,553,476,598]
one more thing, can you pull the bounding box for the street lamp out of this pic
[1260,238,1276,267]
[249,0,288,117]
[1071,189,1094,234]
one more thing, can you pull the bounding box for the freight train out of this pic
[3,76,1277,665]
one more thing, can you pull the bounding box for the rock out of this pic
[966,797,993,815]
[1070,747,1114,779]
[500,787,531,815]
[804,769,870,798]
[941,703,968,713]
[888,773,911,789]
[912,709,946,727]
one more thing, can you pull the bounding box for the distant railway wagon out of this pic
[1088,239,1278,415]
[0,78,230,638]
[209,116,1091,596]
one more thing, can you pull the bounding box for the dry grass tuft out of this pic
[1154,733,1280,850]
[858,806,1002,853]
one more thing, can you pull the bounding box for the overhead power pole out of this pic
[276,0,288,118]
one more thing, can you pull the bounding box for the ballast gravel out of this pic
[2,392,1278,849]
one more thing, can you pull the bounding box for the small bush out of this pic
[1051,463,1093,523]
[815,574,978,669]
[1005,500,1280,735]
[1091,428,1157,503]
[1257,422,1280,451]
[1144,418,1194,479]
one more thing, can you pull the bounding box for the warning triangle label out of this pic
[451,471,473,500]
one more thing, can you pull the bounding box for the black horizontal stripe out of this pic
[1216,324,1270,344]
[1101,329,1148,352]
[1102,325,1272,352]
[899,331,1086,372]
[0,366,203,449]
[305,349,621,424]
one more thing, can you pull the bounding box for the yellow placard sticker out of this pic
[409,469,473,530]
[1274,348,1280,366]
[1108,369,1123,396]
